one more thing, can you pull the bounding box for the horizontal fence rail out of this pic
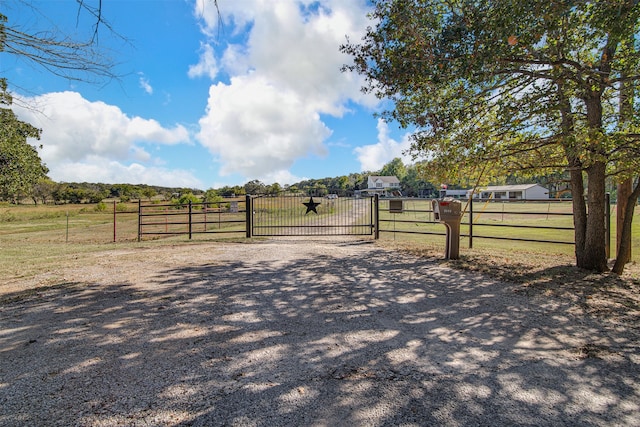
[377,196,610,254]
[138,199,247,241]
[135,195,611,257]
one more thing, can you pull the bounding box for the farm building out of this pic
[473,184,549,200]
[439,189,469,199]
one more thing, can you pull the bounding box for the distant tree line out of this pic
[2,179,204,205]
[2,156,626,206]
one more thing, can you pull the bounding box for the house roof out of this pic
[478,184,547,192]
[369,175,400,184]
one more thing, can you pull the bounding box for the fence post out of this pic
[469,196,473,249]
[605,192,610,259]
[374,194,380,239]
[113,200,117,243]
[188,200,193,240]
[246,195,252,238]
[137,199,141,242]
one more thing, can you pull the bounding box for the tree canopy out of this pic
[0,79,48,203]
[342,0,640,272]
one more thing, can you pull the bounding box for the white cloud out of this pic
[12,91,198,186]
[188,42,219,80]
[50,160,203,188]
[197,75,330,179]
[192,0,378,180]
[220,44,250,76]
[354,119,414,172]
[193,0,255,35]
[138,73,153,94]
[14,91,190,162]
[261,169,305,186]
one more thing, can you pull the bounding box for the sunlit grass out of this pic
[378,200,639,261]
[1,200,638,286]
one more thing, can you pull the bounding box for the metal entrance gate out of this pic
[248,194,377,237]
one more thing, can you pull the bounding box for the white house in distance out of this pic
[366,176,402,197]
[472,184,549,200]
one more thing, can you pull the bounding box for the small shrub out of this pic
[116,203,129,212]
[95,202,107,212]
[0,211,17,222]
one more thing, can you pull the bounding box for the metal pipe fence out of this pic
[132,195,614,258]
[378,197,609,253]
[137,199,247,241]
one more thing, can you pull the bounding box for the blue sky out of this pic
[4,0,415,190]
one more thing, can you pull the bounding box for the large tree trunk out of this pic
[556,80,590,268]
[569,168,588,266]
[573,89,609,272]
[615,73,634,266]
[579,162,609,272]
[612,178,640,274]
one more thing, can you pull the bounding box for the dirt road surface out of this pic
[1,239,638,426]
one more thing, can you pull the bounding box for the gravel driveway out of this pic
[1,239,639,426]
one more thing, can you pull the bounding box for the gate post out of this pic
[113,200,117,243]
[374,194,380,239]
[188,200,193,240]
[469,196,473,249]
[605,192,610,259]
[246,195,252,238]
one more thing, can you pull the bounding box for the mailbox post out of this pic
[432,198,463,259]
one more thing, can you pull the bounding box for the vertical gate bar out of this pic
[188,200,193,240]
[363,197,367,235]
[290,194,292,235]
[374,194,379,239]
[279,195,281,236]
[246,195,252,238]
[288,195,290,236]
[335,197,338,235]
[336,197,338,235]
[277,195,280,236]
[340,197,343,235]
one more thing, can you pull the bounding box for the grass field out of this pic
[378,199,640,261]
[1,200,639,287]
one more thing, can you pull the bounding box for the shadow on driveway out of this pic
[1,241,638,426]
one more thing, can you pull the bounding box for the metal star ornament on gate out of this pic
[303,197,321,215]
